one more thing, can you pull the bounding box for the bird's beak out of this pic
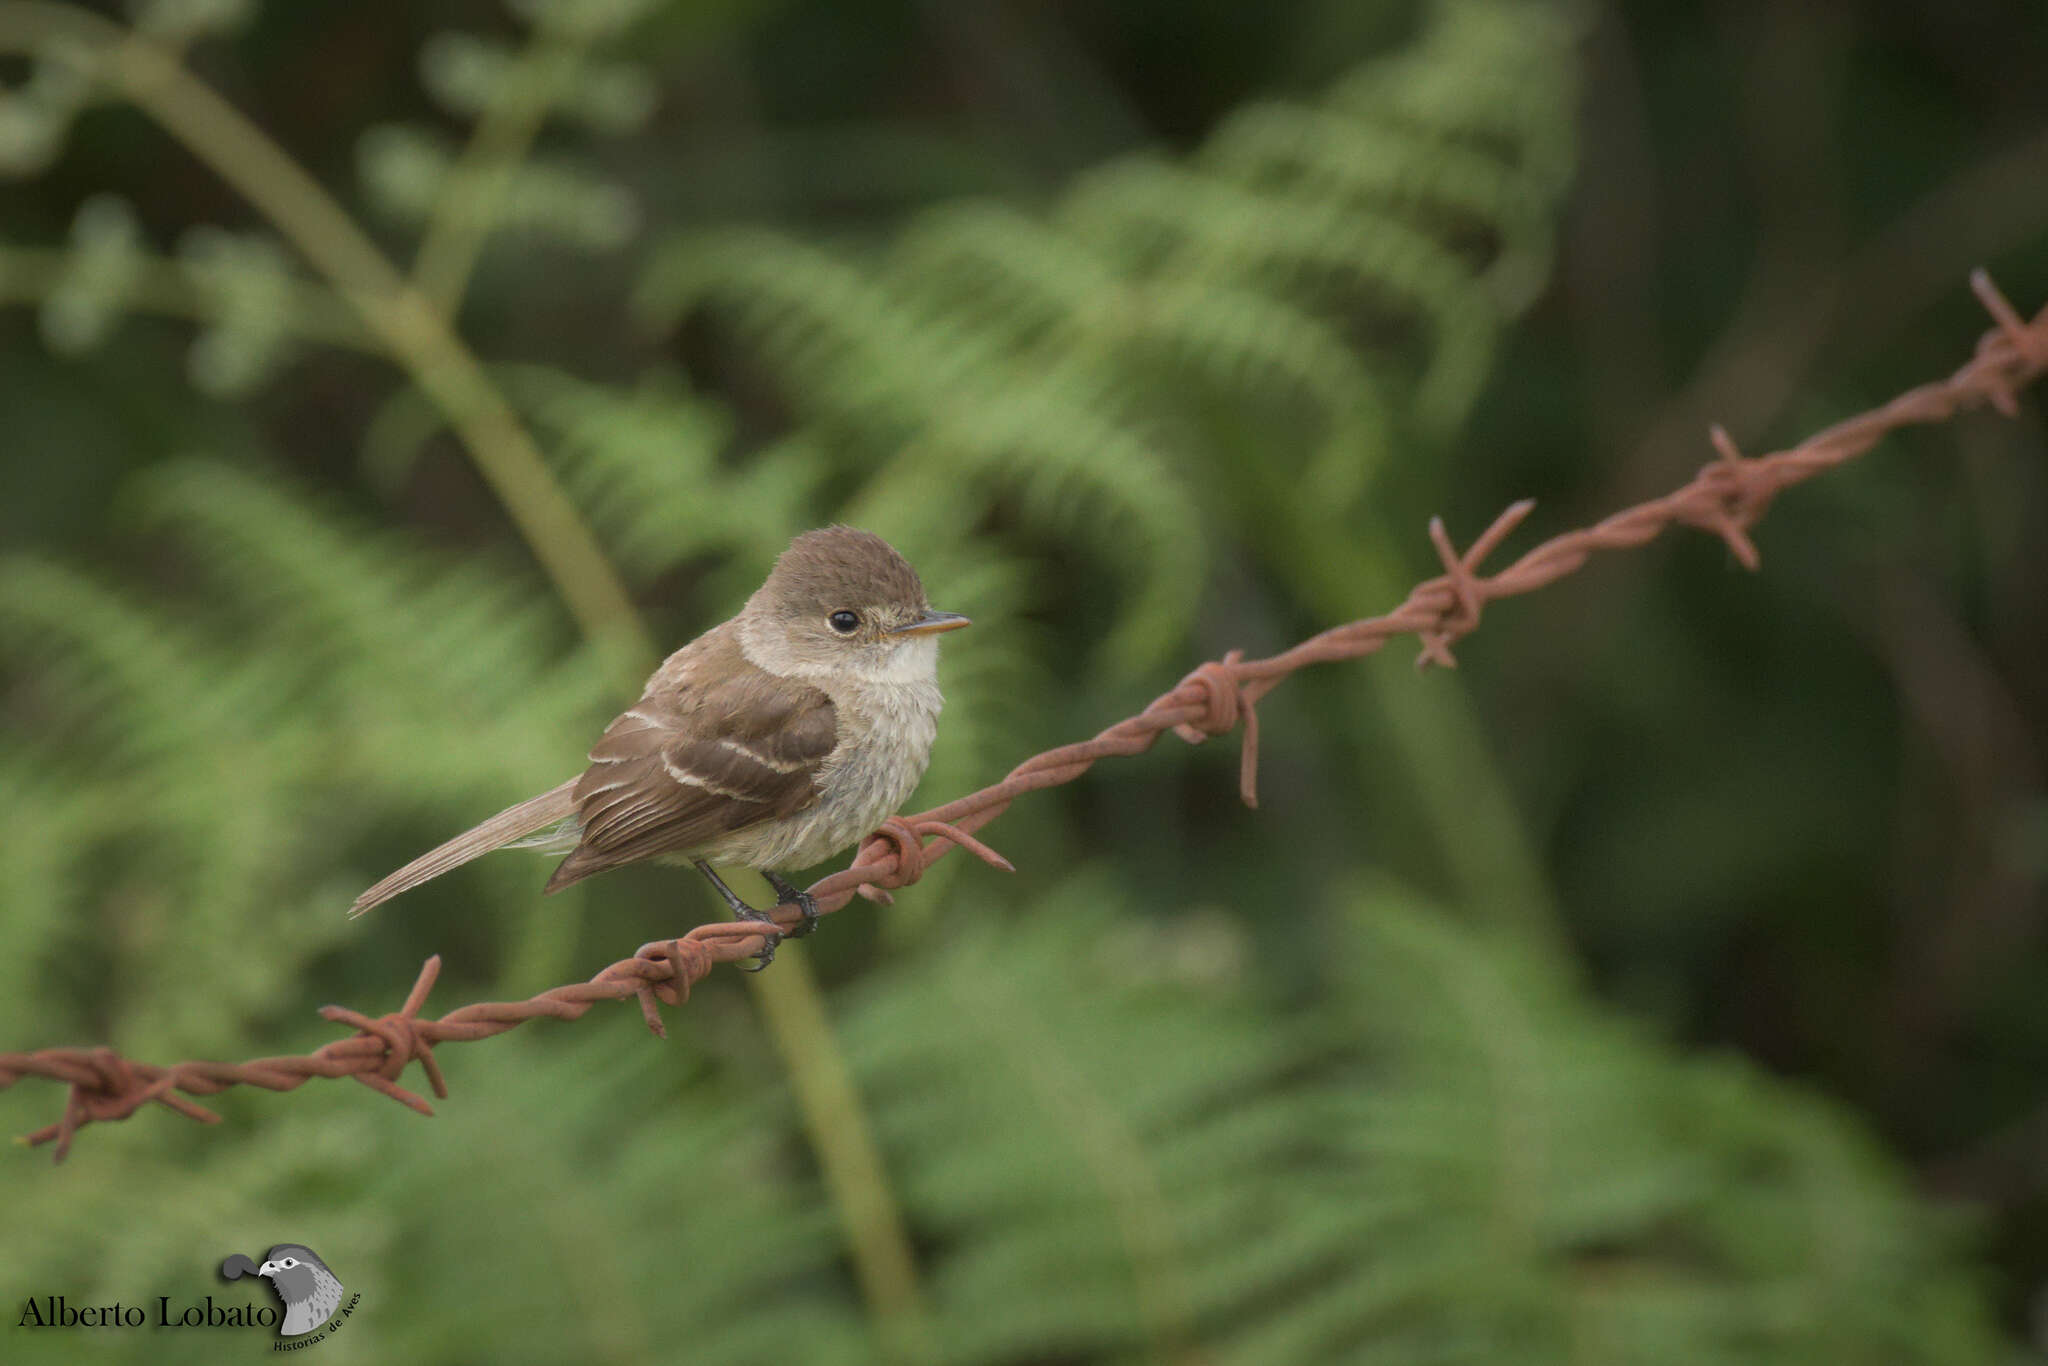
[888,609,971,637]
[257,1263,277,1276]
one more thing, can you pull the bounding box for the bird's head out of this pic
[746,526,968,682]
[255,1245,329,1300]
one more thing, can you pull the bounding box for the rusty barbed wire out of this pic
[4,270,2044,1161]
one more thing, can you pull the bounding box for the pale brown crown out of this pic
[753,526,928,627]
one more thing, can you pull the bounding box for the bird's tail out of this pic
[348,779,579,919]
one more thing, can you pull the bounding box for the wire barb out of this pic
[1415,500,1535,671]
[846,816,1016,906]
[1687,423,1766,570]
[1173,651,1261,806]
[3,271,2044,1160]
[1970,268,2043,417]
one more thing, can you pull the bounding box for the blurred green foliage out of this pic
[2,0,2045,1362]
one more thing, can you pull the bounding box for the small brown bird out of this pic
[349,527,968,964]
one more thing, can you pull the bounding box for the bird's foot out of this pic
[731,903,783,971]
[764,871,820,939]
[695,859,787,971]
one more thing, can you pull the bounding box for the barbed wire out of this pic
[5,270,2044,1161]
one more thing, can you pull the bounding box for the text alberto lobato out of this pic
[19,1294,280,1330]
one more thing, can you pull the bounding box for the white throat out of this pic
[858,634,941,685]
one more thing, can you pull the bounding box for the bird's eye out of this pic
[828,610,860,634]
[281,1259,296,1268]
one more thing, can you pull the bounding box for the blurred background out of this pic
[3,0,2046,1361]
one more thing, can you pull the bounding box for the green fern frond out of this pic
[1118,275,1396,508]
[1265,882,2001,1365]
[642,230,1207,676]
[843,875,1318,1362]
[1060,159,1499,433]
[120,460,571,719]
[640,228,1001,432]
[886,201,1396,506]
[1198,101,1557,306]
[841,874,1997,1365]
[363,362,826,590]
[0,461,611,1052]
[0,556,237,764]
[503,366,825,582]
[39,195,145,356]
[638,0,1583,691]
[917,372,1203,677]
[176,227,298,396]
[1330,0,1578,184]
[0,761,96,1040]
[885,200,1128,347]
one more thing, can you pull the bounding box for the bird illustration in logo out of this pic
[220,1244,345,1337]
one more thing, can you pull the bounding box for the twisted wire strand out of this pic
[5,271,2043,1161]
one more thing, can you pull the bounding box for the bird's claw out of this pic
[733,905,782,970]
[783,889,820,939]
[696,865,817,969]
[764,872,820,939]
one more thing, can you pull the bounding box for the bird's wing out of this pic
[308,1269,343,1327]
[545,635,837,891]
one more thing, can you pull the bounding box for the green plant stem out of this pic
[750,948,936,1361]
[0,2,931,1341]
[0,1,650,668]
[409,20,593,315]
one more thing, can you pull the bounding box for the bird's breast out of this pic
[710,676,941,870]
